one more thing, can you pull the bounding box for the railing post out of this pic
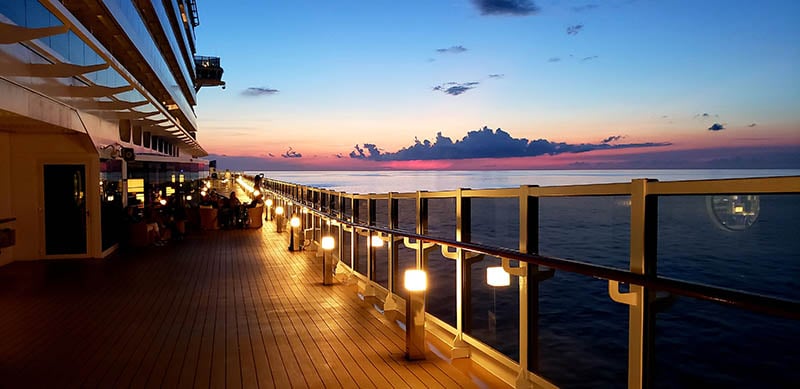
[367,197,377,281]
[452,188,471,358]
[516,184,549,389]
[359,197,377,298]
[628,179,658,389]
[351,197,360,272]
[405,191,428,360]
[384,193,400,312]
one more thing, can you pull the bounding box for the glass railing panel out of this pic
[374,199,388,228]
[538,272,628,388]
[341,228,352,268]
[471,197,519,250]
[355,234,367,276]
[427,249,456,327]
[427,198,455,240]
[467,255,520,360]
[657,194,800,300]
[357,200,368,224]
[343,198,352,222]
[396,199,416,234]
[329,224,341,261]
[653,298,799,388]
[374,243,388,288]
[539,196,631,269]
[395,245,417,298]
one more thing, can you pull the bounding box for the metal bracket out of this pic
[501,257,526,277]
[608,280,639,306]
[440,244,484,262]
[402,237,436,252]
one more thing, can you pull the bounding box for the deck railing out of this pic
[255,176,799,388]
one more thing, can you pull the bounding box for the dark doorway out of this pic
[44,164,87,255]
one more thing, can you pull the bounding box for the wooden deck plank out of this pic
[0,205,510,389]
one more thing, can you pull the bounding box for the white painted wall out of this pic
[8,132,101,261]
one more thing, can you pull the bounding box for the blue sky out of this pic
[194,0,799,170]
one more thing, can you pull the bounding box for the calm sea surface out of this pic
[249,169,800,193]
[249,170,799,388]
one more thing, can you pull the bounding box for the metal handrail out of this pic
[264,181,800,321]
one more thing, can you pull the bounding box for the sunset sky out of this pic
[194,0,799,170]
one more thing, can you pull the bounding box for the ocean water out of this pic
[250,170,800,388]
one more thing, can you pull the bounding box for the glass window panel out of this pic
[0,1,25,25]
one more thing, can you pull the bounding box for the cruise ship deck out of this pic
[0,211,506,388]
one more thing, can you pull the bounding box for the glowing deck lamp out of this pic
[159,199,167,206]
[275,206,285,233]
[486,266,511,287]
[253,190,261,197]
[321,236,336,285]
[186,195,192,201]
[370,234,384,248]
[404,268,428,360]
[404,269,427,292]
[265,198,274,221]
[289,216,301,251]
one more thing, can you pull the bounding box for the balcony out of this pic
[194,55,225,91]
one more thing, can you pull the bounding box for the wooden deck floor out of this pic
[0,219,508,387]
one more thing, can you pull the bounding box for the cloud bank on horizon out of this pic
[349,126,670,161]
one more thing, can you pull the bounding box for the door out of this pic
[44,164,87,255]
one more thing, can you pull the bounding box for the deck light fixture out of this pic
[253,190,260,197]
[289,216,301,251]
[404,269,427,292]
[321,236,336,285]
[265,198,273,220]
[370,234,383,248]
[275,206,285,233]
[159,199,167,206]
[186,195,192,201]
[486,266,511,287]
[404,268,428,360]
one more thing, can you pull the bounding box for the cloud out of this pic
[488,74,505,79]
[695,112,719,119]
[708,123,725,131]
[242,87,279,97]
[572,4,599,12]
[472,0,540,16]
[581,55,599,62]
[547,57,561,62]
[602,135,624,143]
[349,126,670,161]
[436,45,468,54]
[747,123,757,127]
[281,147,302,158]
[566,24,584,35]
[433,81,480,96]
